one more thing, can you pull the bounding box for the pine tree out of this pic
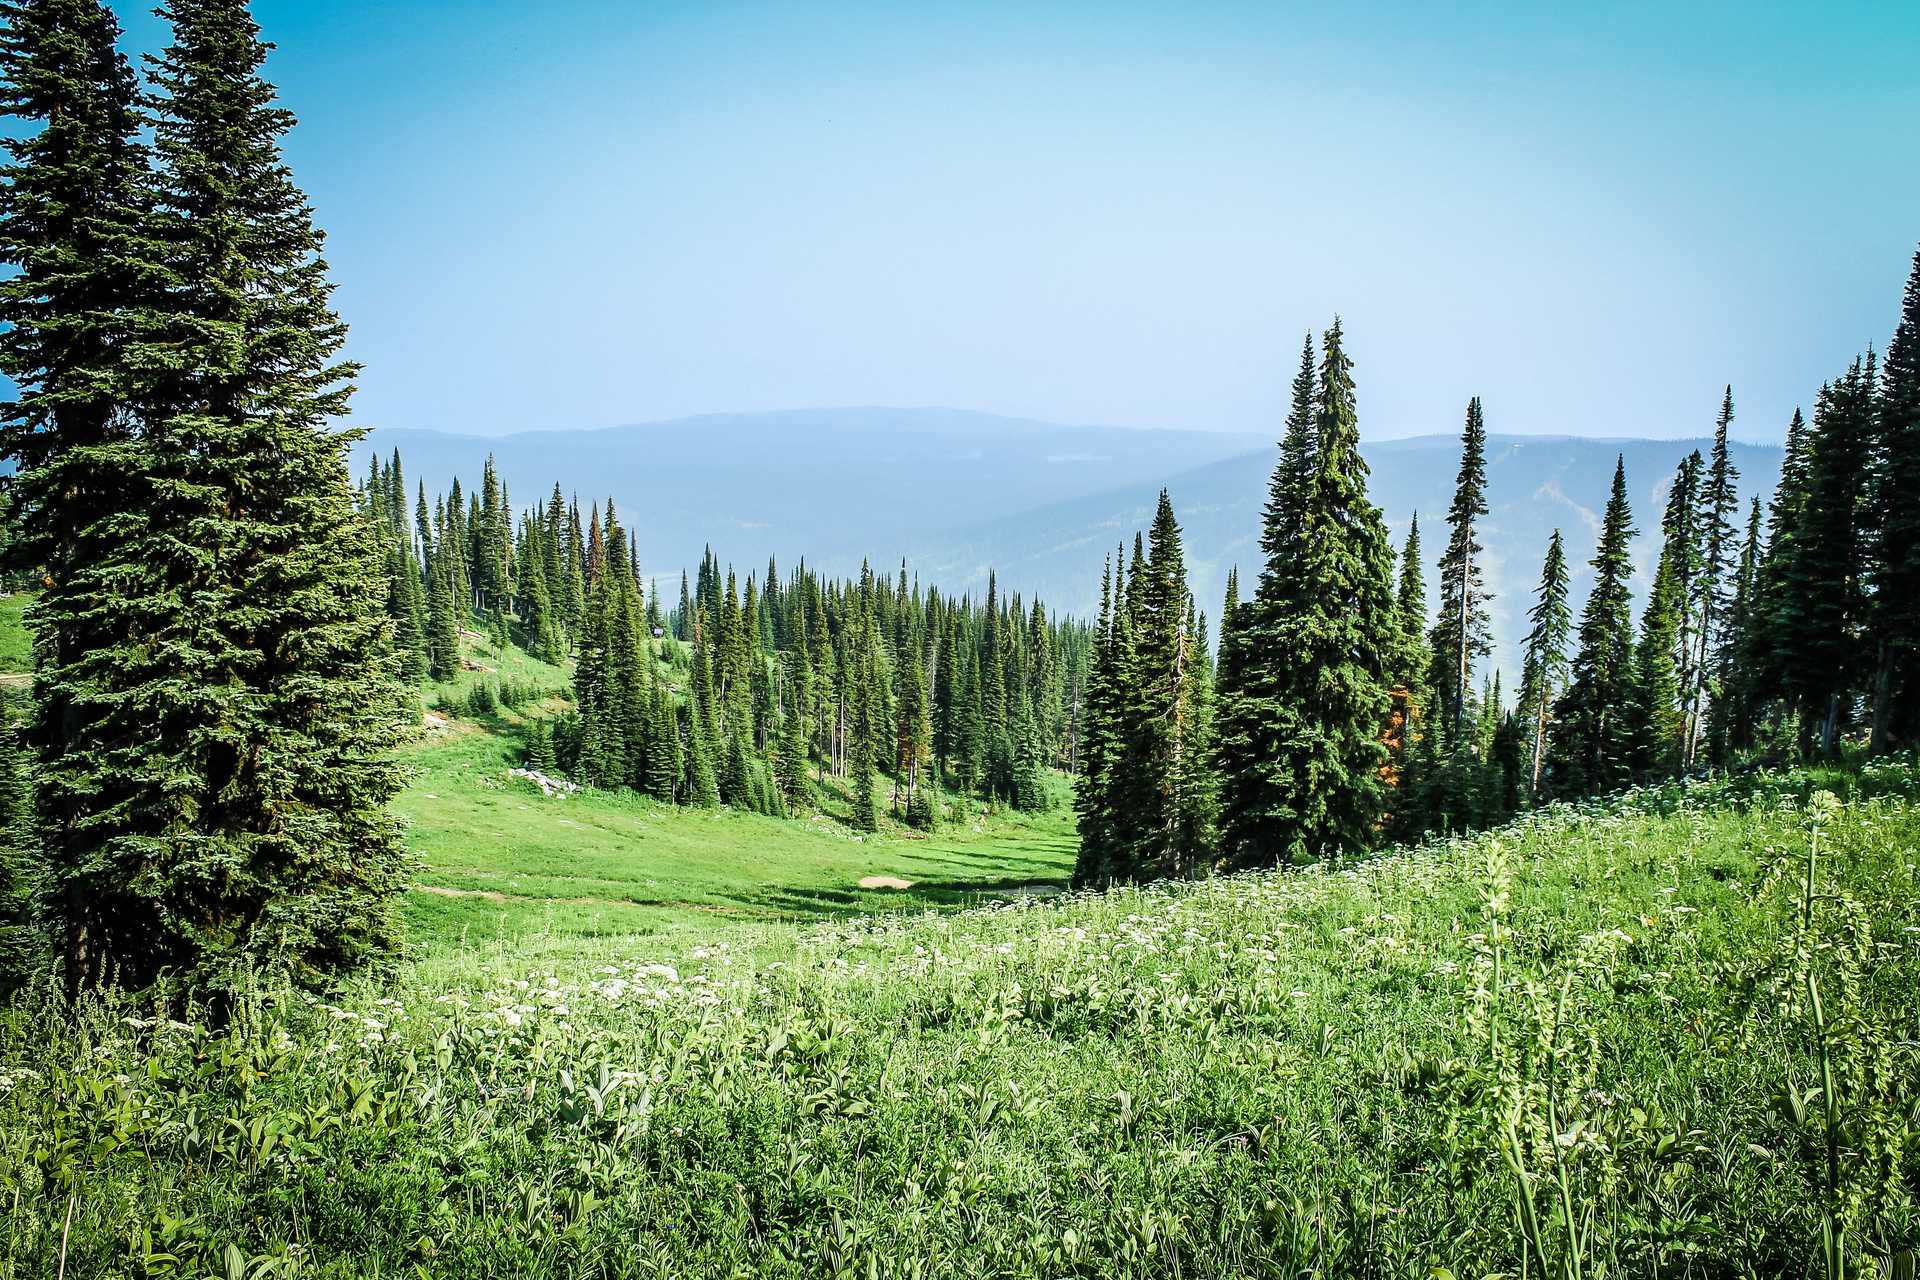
[1237,322,1397,865]
[777,646,813,809]
[894,629,933,812]
[1384,514,1428,830]
[425,536,460,680]
[1111,491,1204,879]
[1657,451,1705,762]
[1071,558,1119,888]
[0,0,162,989]
[847,601,880,833]
[1214,335,1317,863]
[62,0,415,991]
[1780,358,1876,754]
[1516,529,1571,798]
[719,727,751,809]
[1710,497,1765,761]
[1626,552,1685,778]
[644,683,678,802]
[681,700,718,808]
[1689,388,1741,764]
[523,718,556,773]
[1428,398,1492,745]
[1178,601,1218,857]
[1869,248,1920,751]
[1549,458,1638,795]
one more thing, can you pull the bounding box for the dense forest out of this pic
[1076,250,1920,884]
[359,451,1090,829]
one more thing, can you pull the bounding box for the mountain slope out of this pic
[361,407,1262,583]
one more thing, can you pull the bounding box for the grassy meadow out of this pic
[398,720,1077,944]
[4,612,1919,1276]
[3,758,1918,1276]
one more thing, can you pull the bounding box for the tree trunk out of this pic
[1868,640,1896,755]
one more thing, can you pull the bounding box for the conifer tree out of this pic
[1626,552,1685,778]
[1214,336,1318,863]
[1383,514,1428,827]
[1869,248,1920,751]
[719,727,751,809]
[31,0,416,991]
[1658,451,1705,758]
[847,600,880,832]
[644,684,678,802]
[425,538,460,680]
[1178,601,1218,856]
[1780,358,1876,754]
[1550,458,1638,795]
[0,695,32,988]
[1516,529,1571,797]
[681,700,718,808]
[777,646,813,809]
[1225,322,1397,865]
[1689,388,1741,763]
[894,631,933,812]
[1710,496,1765,761]
[0,0,161,988]
[1428,398,1492,744]
[1073,550,1137,885]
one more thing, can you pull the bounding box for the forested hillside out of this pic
[360,420,1785,676]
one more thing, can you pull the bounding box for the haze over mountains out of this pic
[360,408,1782,677]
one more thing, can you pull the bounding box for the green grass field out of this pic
[6,761,1918,1277]
[398,719,1077,944]
[397,626,1078,947]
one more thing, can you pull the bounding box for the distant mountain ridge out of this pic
[358,409,1782,681]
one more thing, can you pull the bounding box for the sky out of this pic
[102,1,1920,443]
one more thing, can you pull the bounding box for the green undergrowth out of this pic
[3,764,1919,1277]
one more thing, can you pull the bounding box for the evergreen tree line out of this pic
[0,0,408,995]
[1076,249,1920,881]
[374,456,1094,832]
[565,545,1093,832]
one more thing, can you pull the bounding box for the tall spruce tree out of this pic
[1428,398,1493,744]
[53,0,413,992]
[1516,529,1571,798]
[1657,451,1705,762]
[1689,388,1740,764]
[1780,358,1876,754]
[0,0,165,988]
[1071,557,1120,888]
[1255,321,1397,864]
[1709,496,1765,762]
[1214,334,1319,864]
[1110,491,1206,879]
[1869,249,1920,751]
[1549,458,1638,795]
[1626,552,1685,778]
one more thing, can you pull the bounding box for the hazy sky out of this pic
[106,1,1920,442]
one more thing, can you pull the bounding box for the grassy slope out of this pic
[7,764,1917,1277]
[399,721,1076,943]
[400,626,1077,944]
[0,602,1077,941]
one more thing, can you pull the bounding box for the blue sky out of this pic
[106,1,1920,442]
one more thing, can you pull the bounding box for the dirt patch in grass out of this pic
[858,875,915,890]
